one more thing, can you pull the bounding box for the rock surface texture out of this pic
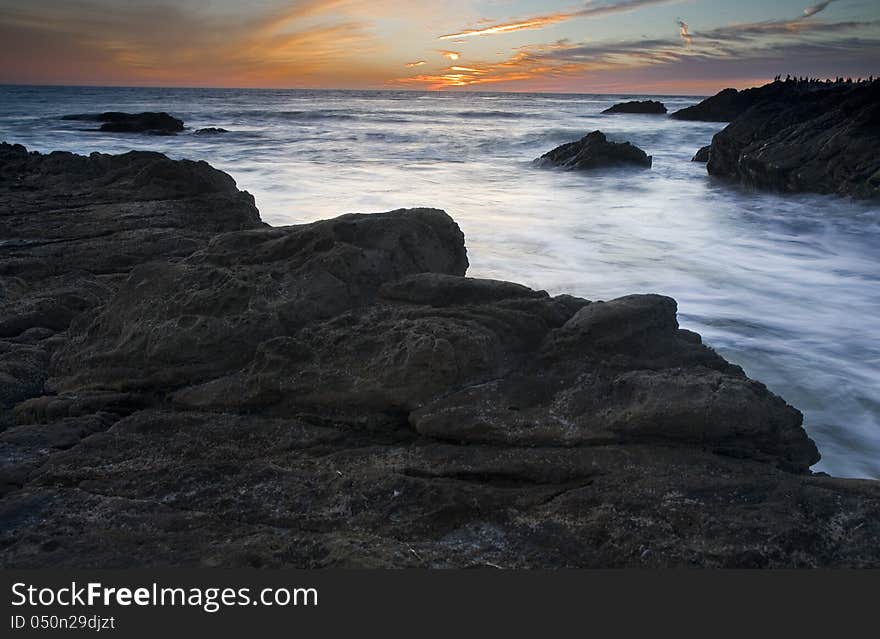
[602,100,667,114]
[62,112,185,135]
[1,142,879,568]
[692,145,711,162]
[536,131,653,171]
[705,80,880,198]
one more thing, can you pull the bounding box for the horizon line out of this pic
[0,81,760,98]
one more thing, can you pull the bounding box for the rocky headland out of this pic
[536,131,652,171]
[1,142,878,568]
[602,100,667,115]
[669,86,775,122]
[704,80,880,198]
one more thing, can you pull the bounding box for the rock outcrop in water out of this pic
[669,87,773,122]
[692,145,710,162]
[536,131,652,171]
[2,142,879,568]
[704,80,880,198]
[62,112,185,135]
[194,127,229,135]
[602,100,667,114]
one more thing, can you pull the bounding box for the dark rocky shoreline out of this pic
[705,81,880,198]
[670,87,762,122]
[680,80,879,198]
[1,142,878,567]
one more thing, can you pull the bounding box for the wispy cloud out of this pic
[803,1,837,18]
[405,60,426,67]
[693,17,880,43]
[438,0,685,40]
[439,50,461,60]
[678,19,693,47]
[569,0,686,20]
[439,15,571,40]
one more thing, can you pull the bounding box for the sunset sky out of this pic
[1,0,878,94]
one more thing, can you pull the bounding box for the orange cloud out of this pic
[405,60,426,67]
[394,52,569,89]
[439,15,572,40]
[678,19,693,47]
[439,1,685,39]
[439,50,461,60]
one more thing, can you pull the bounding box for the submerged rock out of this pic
[706,80,880,198]
[1,142,878,568]
[194,127,229,135]
[692,145,710,162]
[602,100,667,114]
[62,111,184,135]
[536,131,652,171]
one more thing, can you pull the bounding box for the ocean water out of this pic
[1,85,878,479]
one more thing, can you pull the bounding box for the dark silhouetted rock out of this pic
[61,113,104,121]
[194,127,229,135]
[692,145,710,162]
[602,100,667,114]
[2,143,879,568]
[706,80,880,198]
[62,111,184,135]
[536,131,652,171]
[669,86,774,121]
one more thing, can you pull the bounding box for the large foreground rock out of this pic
[62,112,185,135]
[1,143,878,568]
[536,131,652,171]
[602,100,666,114]
[706,80,880,198]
